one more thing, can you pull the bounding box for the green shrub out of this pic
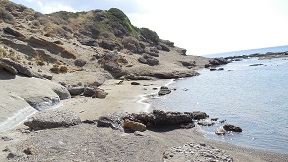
[140,28,159,43]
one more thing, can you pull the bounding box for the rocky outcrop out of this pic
[209,58,231,66]
[3,27,26,38]
[51,85,71,100]
[223,124,242,132]
[158,86,171,96]
[1,58,35,77]
[138,54,159,66]
[180,61,196,67]
[24,110,81,130]
[28,36,76,59]
[0,61,18,75]
[125,73,152,80]
[163,142,233,161]
[0,58,52,79]
[97,110,208,131]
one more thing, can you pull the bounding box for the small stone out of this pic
[24,145,38,155]
[134,131,145,136]
[211,118,219,121]
[215,128,227,135]
[131,82,140,85]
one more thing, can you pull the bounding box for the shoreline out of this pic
[1,77,287,161]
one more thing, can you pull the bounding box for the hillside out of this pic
[0,0,220,87]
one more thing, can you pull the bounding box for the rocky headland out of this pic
[0,0,287,161]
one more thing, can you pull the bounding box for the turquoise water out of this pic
[150,54,288,154]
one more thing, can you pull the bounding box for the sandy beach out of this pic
[1,78,288,161]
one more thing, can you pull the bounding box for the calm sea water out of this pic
[150,47,288,154]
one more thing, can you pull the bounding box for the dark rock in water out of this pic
[158,86,171,95]
[223,124,242,132]
[210,68,217,71]
[74,59,87,67]
[83,87,95,97]
[215,128,227,135]
[163,142,233,162]
[131,81,140,85]
[209,58,231,65]
[192,111,209,120]
[197,120,215,126]
[249,63,264,66]
[180,123,195,129]
[218,68,224,71]
[24,110,81,130]
[211,118,219,121]
[68,86,85,96]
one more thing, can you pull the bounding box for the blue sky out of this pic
[9,0,288,55]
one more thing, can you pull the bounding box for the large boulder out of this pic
[99,40,122,51]
[191,111,209,120]
[223,124,242,132]
[24,110,81,130]
[158,43,170,52]
[83,87,95,97]
[1,58,35,77]
[68,86,85,96]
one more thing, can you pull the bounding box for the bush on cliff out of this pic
[0,7,15,24]
[140,28,159,44]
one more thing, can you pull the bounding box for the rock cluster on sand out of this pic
[97,110,208,131]
[163,142,233,162]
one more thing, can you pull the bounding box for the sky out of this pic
[9,0,288,56]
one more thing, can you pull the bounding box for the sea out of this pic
[149,45,288,154]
